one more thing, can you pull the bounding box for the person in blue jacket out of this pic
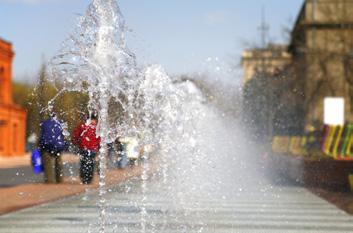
[39,113,66,183]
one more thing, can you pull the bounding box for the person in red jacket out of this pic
[72,114,101,184]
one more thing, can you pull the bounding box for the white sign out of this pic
[324,97,344,125]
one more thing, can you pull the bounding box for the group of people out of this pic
[39,114,100,184]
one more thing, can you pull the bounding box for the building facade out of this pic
[0,38,27,156]
[241,44,292,85]
[290,0,353,125]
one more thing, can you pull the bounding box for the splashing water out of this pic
[47,0,206,232]
[49,1,137,231]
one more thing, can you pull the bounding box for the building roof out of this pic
[242,44,291,63]
[0,37,14,60]
[0,37,11,45]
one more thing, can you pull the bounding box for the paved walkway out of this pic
[1,174,353,233]
[0,154,145,215]
[0,166,144,215]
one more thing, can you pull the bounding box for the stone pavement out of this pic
[1,175,353,233]
[0,154,145,215]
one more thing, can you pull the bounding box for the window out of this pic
[12,123,18,153]
[0,120,6,153]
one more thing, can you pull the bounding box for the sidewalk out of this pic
[0,154,31,169]
[0,154,149,215]
[310,187,353,215]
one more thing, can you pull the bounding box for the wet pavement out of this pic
[1,174,353,233]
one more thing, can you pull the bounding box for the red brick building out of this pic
[0,38,27,156]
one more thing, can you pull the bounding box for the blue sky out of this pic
[0,0,303,82]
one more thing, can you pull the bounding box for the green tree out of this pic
[12,63,89,141]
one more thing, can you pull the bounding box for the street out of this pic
[0,162,80,188]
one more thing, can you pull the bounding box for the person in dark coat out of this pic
[39,114,66,183]
[72,114,101,184]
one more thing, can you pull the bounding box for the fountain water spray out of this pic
[48,0,207,231]
[49,0,138,231]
